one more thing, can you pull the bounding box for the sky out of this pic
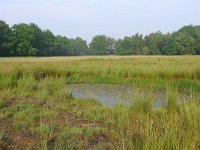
[0,0,200,42]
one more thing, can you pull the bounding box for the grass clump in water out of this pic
[0,56,200,149]
[166,84,178,111]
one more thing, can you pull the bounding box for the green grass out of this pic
[0,56,200,149]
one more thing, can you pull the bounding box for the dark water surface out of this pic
[67,83,190,108]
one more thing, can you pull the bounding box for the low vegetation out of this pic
[0,56,200,149]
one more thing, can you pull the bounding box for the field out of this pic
[0,56,200,149]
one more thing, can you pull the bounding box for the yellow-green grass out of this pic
[1,56,200,90]
[0,56,200,149]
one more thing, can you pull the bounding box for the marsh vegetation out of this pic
[0,56,200,149]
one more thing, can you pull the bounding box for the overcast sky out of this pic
[1,0,200,42]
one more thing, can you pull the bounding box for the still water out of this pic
[67,84,190,108]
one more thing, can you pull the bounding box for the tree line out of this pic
[0,20,200,56]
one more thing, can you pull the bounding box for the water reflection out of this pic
[67,83,190,108]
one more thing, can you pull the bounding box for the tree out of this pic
[16,41,31,56]
[29,23,45,51]
[116,37,133,55]
[131,33,144,55]
[107,37,116,54]
[160,33,177,55]
[54,35,70,56]
[28,48,38,56]
[144,31,164,55]
[1,19,200,56]
[40,29,55,56]
[178,25,200,54]
[174,33,196,55]
[116,34,144,55]
[69,37,88,55]
[194,26,200,54]
[0,20,12,56]
[89,35,111,55]
[11,23,38,56]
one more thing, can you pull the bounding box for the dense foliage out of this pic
[0,20,200,56]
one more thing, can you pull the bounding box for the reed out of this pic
[0,56,200,149]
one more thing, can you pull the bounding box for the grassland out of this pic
[0,56,200,149]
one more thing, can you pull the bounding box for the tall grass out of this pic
[0,56,200,149]
[1,56,200,92]
[166,84,178,111]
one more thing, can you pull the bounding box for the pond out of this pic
[67,83,191,108]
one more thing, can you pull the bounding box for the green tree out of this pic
[174,33,196,55]
[160,33,177,55]
[178,25,200,54]
[144,31,165,55]
[162,38,177,55]
[194,26,200,54]
[89,35,112,55]
[29,23,45,51]
[116,34,144,55]
[54,35,70,56]
[116,37,133,55]
[12,23,38,56]
[107,37,116,54]
[0,20,12,56]
[28,47,38,56]
[1,19,200,56]
[131,33,144,55]
[15,41,31,56]
[69,37,88,55]
[41,30,55,56]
